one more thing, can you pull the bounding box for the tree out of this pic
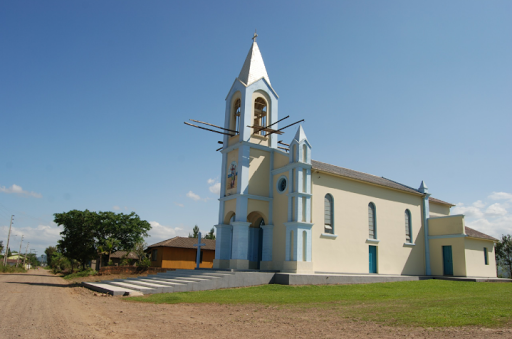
[54,210,151,270]
[496,234,512,278]
[44,246,58,268]
[54,210,98,270]
[204,227,216,240]
[132,241,150,268]
[189,225,200,238]
[0,240,3,257]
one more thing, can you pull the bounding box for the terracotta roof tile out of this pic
[110,251,139,259]
[147,237,216,251]
[428,197,455,206]
[465,226,498,241]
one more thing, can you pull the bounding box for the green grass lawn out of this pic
[126,280,512,328]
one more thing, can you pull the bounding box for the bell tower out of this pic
[214,34,280,270]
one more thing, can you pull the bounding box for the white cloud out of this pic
[485,203,508,217]
[452,203,484,219]
[186,191,201,201]
[207,178,216,185]
[453,192,512,239]
[112,206,121,211]
[473,200,486,209]
[0,184,42,198]
[174,202,184,207]
[209,183,221,195]
[0,223,62,256]
[489,192,512,202]
[146,221,188,244]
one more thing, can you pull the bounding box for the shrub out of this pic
[0,262,27,273]
[62,268,97,280]
[137,257,151,268]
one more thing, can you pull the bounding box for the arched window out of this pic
[405,209,412,243]
[368,203,376,239]
[254,97,267,136]
[302,144,307,162]
[324,194,333,234]
[234,99,241,134]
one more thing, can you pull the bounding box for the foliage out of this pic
[25,253,40,268]
[44,246,58,267]
[127,280,512,328]
[0,240,3,256]
[496,234,512,278]
[132,241,149,266]
[0,261,26,273]
[120,258,133,266]
[54,209,151,269]
[188,225,200,238]
[137,257,151,268]
[62,268,97,280]
[51,251,72,273]
[204,227,216,240]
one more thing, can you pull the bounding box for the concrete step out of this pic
[121,279,174,293]
[107,281,158,294]
[155,272,223,279]
[81,282,143,296]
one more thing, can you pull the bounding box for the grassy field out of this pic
[127,280,512,328]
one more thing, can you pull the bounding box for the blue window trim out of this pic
[405,209,413,244]
[324,193,334,234]
[368,202,377,239]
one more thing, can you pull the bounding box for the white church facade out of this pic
[211,38,498,277]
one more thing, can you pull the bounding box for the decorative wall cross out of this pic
[193,232,206,269]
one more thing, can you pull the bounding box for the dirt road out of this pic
[0,269,510,339]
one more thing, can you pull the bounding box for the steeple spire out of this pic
[238,33,271,87]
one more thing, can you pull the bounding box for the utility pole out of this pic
[22,242,30,269]
[3,215,14,266]
[16,235,23,267]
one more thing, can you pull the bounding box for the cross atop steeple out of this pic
[252,29,258,42]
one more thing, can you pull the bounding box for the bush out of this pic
[62,268,97,280]
[120,258,133,266]
[137,257,151,268]
[0,262,27,273]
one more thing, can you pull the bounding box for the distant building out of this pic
[109,251,140,266]
[147,237,216,270]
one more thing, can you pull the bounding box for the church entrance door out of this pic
[369,246,377,274]
[248,217,264,269]
[442,246,453,276]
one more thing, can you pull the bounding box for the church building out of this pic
[211,36,498,277]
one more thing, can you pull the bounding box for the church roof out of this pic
[311,160,454,206]
[147,236,216,251]
[465,226,498,241]
[238,41,271,87]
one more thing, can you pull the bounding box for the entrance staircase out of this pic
[82,269,275,296]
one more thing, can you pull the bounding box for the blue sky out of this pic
[1,1,511,258]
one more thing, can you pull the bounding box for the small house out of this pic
[147,237,216,269]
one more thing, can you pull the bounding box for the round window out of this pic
[277,177,287,193]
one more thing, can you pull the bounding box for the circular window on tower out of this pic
[277,176,287,193]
